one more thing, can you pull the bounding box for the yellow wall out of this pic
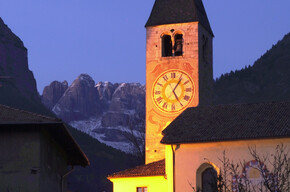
[110,176,168,192]
[165,138,290,192]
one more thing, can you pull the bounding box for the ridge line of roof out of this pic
[0,104,61,122]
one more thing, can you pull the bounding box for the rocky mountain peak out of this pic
[52,74,101,122]
[0,17,39,102]
[71,74,95,88]
[0,18,25,50]
[41,80,69,110]
[95,81,119,101]
[112,83,145,100]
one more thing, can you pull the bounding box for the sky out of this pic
[0,0,289,93]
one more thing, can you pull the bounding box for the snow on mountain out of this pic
[42,74,145,153]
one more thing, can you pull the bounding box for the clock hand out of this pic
[167,83,175,99]
[170,75,183,99]
[172,75,183,92]
[173,91,183,106]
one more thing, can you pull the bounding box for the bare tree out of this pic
[249,144,290,192]
[192,144,290,192]
[121,120,145,162]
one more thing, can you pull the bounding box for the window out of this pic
[196,163,218,192]
[137,187,147,192]
[162,35,172,57]
[174,34,183,56]
[202,168,217,192]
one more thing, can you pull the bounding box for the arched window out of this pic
[202,168,217,192]
[196,163,218,192]
[162,35,172,57]
[174,34,183,56]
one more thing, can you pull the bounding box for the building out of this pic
[0,104,89,192]
[108,0,290,191]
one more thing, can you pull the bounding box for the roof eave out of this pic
[161,135,290,145]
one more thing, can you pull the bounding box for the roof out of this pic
[161,101,290,144]
[0,104,61,124]
[0,104,89,167]
[145,0,213,36]
[108,159,165,179]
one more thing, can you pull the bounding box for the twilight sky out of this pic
[0,0,289,93]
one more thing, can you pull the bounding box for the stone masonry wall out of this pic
[146,22,204,164]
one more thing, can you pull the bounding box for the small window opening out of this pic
[162,35,172,57]
[174,34,183,56]
[31,167,39,174]
[137,187,147,192]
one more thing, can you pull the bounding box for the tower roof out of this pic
[145,0,213,36]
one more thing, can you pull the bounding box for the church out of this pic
[108,0,290,191]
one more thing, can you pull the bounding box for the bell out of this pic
[174,39,183,56]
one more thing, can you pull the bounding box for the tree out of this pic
[121,121,145,163]
[217,145,290,192]
[192,144,290,192]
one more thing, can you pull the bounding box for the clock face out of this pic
[152,69,195,113]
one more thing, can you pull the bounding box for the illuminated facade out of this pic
[108,1,290,192]
[109,0,214,191]
[145,0,213,165]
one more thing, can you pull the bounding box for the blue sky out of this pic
[0,0,289,92]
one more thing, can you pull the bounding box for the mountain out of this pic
[214,33,290,104]
[1,13,290,192]
[41,80,68,110]
[0,18,39,101]
[0,17,141,192]
[42,74,145,153]
[0,17,54,116]
[42,33,290,155]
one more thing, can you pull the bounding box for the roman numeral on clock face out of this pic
[171,73,176,79]
[156,97,162,104]
[155,91,161,95]
[163,75,169,81]
[185,88,192,92]
[162,102,168,109]
[184,80,189,85]
[171,104,175,111]
[184,95,190,101]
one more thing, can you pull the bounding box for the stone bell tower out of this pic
[145,0,214,164]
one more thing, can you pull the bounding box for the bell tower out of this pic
[145,0,214,164]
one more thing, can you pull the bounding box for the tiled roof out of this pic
[161,101,290,144]
[108,159,165,179]
[145,0,213,36]
[0,104,89,167]
[0,104,61,124]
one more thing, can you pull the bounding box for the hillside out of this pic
[214,33,290,104]
[66,125,140,192]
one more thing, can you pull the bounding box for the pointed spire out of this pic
[145,0,213,36]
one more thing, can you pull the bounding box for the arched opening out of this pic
[174,34,183,56]
[196,163,218,192]
[202,167,217,192]
[162,35,172,57]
